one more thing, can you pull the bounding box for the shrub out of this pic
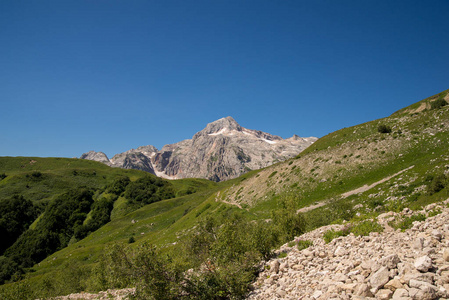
[431,98,447,110]
[31,171,42,178]
[297,240,313,250]
[271,195,306,241]
[377,124,392,134]
[427,173,447,195]
[125,176,175,205]
[350,221,383,236]
[106,176,131,195]
[428,209,442,217]
[278,252,287,258]
[323,228,350,243]
[93,243,183,299]
[95,212,278,300]
[389,214,426,231]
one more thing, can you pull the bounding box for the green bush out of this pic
[389,214,426,231]
[350,221,383,236]
[0,276,36,300]
[94,228,263,300]
[0,256,20,285]
[297,240,313,250]
[304,200,355,231]
[427,174,447,195]
[377,124,392,134]
[431,98,447,110]
[125,176,175,205]
[323,226,351,243]
[106,175,131,195]
[271,195,306,241]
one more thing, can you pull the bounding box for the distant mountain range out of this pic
[80,117,317,181]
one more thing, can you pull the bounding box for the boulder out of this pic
[370,266,390,291]
[415,255,433,272]
[380,254,401,269]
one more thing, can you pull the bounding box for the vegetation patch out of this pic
[389,213,426,231]
[350,220,383,236]
[297,240,313,251]
[323,228,349,244]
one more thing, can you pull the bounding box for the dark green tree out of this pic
[106,175,131,195]
[0,195,38,254]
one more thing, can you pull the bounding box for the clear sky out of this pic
[1,0,448,158]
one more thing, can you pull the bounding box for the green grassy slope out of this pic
[220,89,449,218]
[0,157,143,204]
[0,157,218,287]
[25,173,246,278]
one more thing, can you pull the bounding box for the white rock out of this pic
[380,254,401,269]
[376,288,393,300]
[370,266,390,291]
[271,260,280,274]
[392,288,409,299]
[334,246,347,256]
[415,255,433,272]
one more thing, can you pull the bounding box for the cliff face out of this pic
[80,117,317,181]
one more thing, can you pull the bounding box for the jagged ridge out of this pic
[80,117,317,181]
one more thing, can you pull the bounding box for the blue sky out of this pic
[1,0,448,158]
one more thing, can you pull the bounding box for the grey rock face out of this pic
[80,151,110,163]
[80,117,317,181]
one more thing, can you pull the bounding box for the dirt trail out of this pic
[297,165,415,213]
[340,165,415,198]
[216,191,243,209]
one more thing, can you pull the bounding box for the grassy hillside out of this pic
[221,89,449,219]
[0,88,448,299]
[0,157,217,288]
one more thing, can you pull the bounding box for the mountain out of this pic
[80,117,317,181]
[2,89,448,299]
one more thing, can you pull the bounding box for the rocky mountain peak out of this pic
[79,151,110,163]
[81,117,317,181]
[201,116,242,135]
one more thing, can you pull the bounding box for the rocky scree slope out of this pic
[80,117,316,182]
[249,200,449,300]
